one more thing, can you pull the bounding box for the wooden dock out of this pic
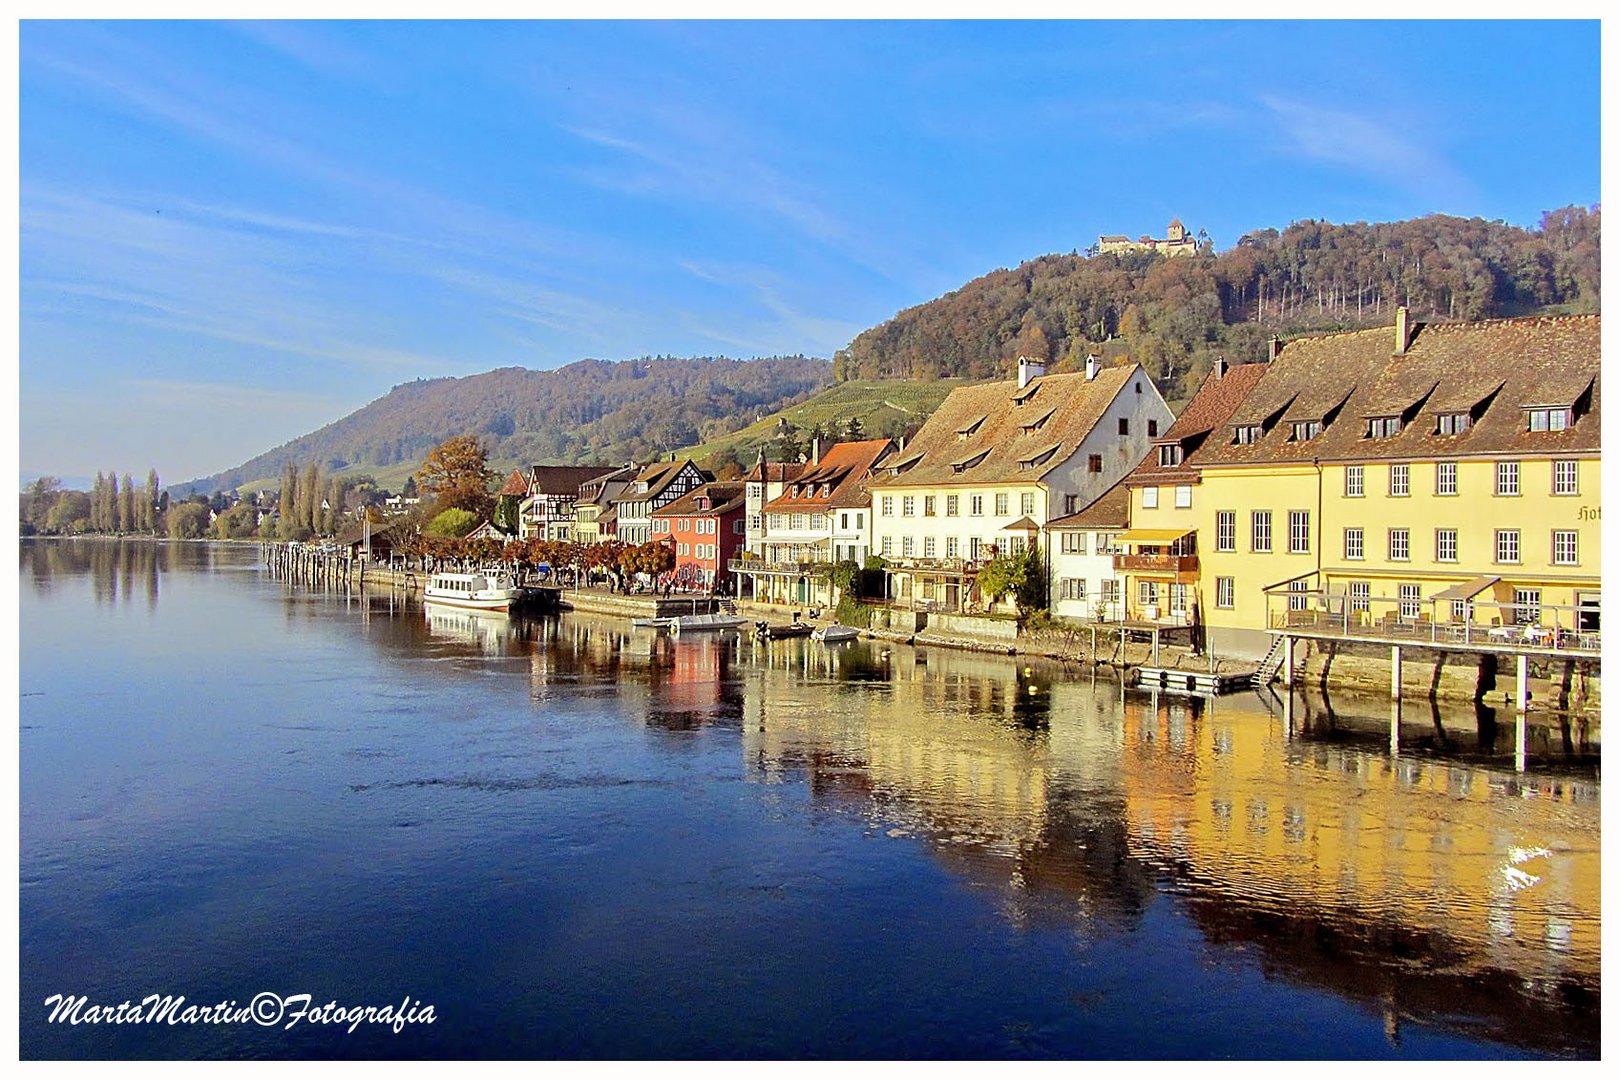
[1135,665,1255,695]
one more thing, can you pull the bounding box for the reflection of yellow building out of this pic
[1115,694,1600,990]
[1122,311,1600,658]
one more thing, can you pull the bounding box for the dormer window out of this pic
[1291,420,1323,441]
[1234,425,1262,445]
[1437,412,1472,435]
[1157,444,1184,466]
[1366,416,1402,439]
[1526,407,1571,432]
[1019,409,1054,435]
[956,416,986,440]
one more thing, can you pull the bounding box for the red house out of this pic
[650,482,747,592]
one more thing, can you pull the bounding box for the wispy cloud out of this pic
[1259,96,1476,205]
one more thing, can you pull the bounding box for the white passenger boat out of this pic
[422,569,522,612]
[669,613,749,633]
[811,625,860,643]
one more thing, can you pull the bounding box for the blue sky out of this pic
[19,19,1600,483]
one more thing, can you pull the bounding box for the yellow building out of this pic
[1122,311,1600,660]
[869,357,1173,611]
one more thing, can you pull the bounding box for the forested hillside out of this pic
[835,207,1600,404]
[185,355,831,494]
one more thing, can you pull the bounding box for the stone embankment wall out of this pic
[1293,638,1600,714]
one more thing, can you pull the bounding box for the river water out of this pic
[19,540,1600,1059]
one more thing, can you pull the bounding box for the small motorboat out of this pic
[669,613,749,633]
[756,621,813,640]
[811,624,860,643]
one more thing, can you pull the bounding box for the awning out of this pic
[1430,575,1499,602]
[1112,528,1194,545]
[999,516,1041,533]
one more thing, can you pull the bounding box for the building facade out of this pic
[613,460,711,546]
[868,357,1173,611]
[1044,481,1129,622]
[513,465,622,541]
[572,466,637,545]
[1127,311,1601,660]
[650,482,747,591]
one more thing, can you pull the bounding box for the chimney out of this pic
[1267,336,1282,362]
[1394,305,1413,354]
[1213,355,1228,378]
[1084,354,1102,381]
[811,436,822,465]
[1017,355,1047,389]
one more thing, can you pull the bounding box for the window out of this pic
[1021,492,1035,516]
[1174,485,1192,509]
[1553,530,1578,566]
[839,513,848,530]
[1064,494,1078,515]
[1526,407,1571,431]
[924,496,936,516]
[1096,533,1118,555]
[1088,454,1103,473]
[855,513,863,528]
[1400,584,1421,620]
[1288,580,1309,612]
[1513,588,1542,625]
[1388,528,1410,561]
[881,496,894,516]
[881,536,892,556]
[969,495,984,516]
[945,537,959,559]
[1215,576,1234,609]
[1142,487,1159,509]
[1118,418,1130,435]
[1388,464,1409,497]
[1157,444,1183,466]
[923,536,936,558]
[1170,583,1190,614]
[1061,578,1086,602]
[1251,510,1272,553]
[1367,416,1402,438]
[1147,419,1159,437]
[969,537,982,560]
[809,514,825,530]
[1060,531,1087,555]
[1437,412,1471,435]
[749,513,763,531]
[734,520,745,535]
[1344,528,1364,560]
[1436,528,1457,563]
[1292,420,1322,441]
[1101,579,1121,605]
[946,495,960,516]
[902,496,915,517]
[995,493,1009,516]
[770,513,785,530]
[1349,581,1370,613]
[1344,465,1364,497]
[1495,529,1519,564]
[1553,460,1579,495]
[1234,425,1261,444]
[1008,536,1027,555]
[1436,462,1457,496]
[1496,461,1519,496]
[1138,581,1159,606]
[1288,510,1310,554]
[790,513,806,530]
[1215,511,1235,552]
[902,536,915,557]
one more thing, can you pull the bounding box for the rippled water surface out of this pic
[19,540,1600,1058]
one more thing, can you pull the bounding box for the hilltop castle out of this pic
[1096,218,1198,257]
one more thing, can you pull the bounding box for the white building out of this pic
[1044,480,1129,622]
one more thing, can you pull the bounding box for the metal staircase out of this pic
[1250,636,1288,688]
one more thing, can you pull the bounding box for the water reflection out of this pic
[20,539,1602,1057]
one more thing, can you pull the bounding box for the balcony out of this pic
[728,556,829,576]
[1113,552,1199,574]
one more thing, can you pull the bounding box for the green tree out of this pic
[167,502,211,539]
[493,494,522,535]
[425,507,480,538]
[278,463,300,540]
[119,474,135,532]
[145,468,161,532]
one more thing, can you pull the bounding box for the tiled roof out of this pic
[1123,361,1268,487]
[743,460,807,484]
[1044,479,1131,530]
[497,469,529,497]
[1190,314,1599,468]
[651,482,746,518]
[613,459,710,506]
[521,464,622,497]
[869,366,1139,488]
[763,439,895,512]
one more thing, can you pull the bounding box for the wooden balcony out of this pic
[1113,552,1198,574]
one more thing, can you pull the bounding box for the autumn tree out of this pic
[415,435,497,519]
